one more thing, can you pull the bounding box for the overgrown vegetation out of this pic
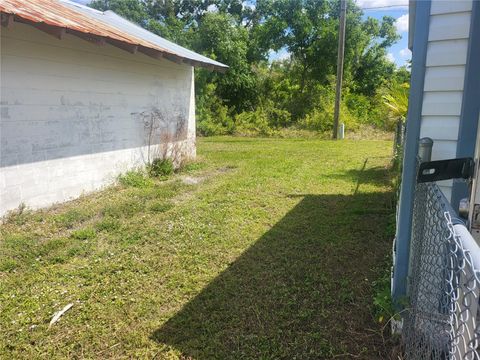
[149,158,175,178]
[90,0,410,137]
[118,170,154,188]
[1,138,395,358]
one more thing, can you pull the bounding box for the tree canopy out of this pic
[90,0,409,135]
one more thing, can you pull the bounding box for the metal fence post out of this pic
[418,137,433,163]
[338,123,345,140]
[394,121,403,156]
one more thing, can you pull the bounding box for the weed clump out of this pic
[71,227,96,240]
[102,198,145,218]
[119,171,153,188]
[54,209,90,228]
[0,258,17,272]
[149,201,173,213]
[95,217,120,232]
[149,158,174,178]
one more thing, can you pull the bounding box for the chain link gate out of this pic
[402,179,480,359]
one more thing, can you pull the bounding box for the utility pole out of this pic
[333,0,347,139]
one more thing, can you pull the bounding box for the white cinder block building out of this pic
[0,0,227,216]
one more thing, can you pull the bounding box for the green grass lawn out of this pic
[0,137,395,359]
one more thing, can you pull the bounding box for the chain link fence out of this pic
[403,179,480,359]
[393,120,405,175]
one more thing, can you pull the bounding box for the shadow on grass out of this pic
[327,158,393,195]
[152,191,394,359]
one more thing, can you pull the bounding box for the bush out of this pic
[234,108,275,137]
[268,107,292,128]
[298,97,358,133]
[197,83,235,136]
[298,108,332,132]
[345,93,371,124]
[197,116,234,136]
[149,158,174,178]
[261,100,292,128]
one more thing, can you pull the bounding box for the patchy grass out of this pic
[0,137,395,359]
[118,169,154,188]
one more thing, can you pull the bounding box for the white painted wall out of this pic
[419,0,473,200]
[0,22,196,216]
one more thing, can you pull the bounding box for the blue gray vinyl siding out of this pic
[419,0,473,200]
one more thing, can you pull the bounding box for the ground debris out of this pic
[49,303,73,328]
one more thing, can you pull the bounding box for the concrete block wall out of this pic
[0,22,196,216]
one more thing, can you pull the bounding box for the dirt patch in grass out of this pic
[0,137,396,359]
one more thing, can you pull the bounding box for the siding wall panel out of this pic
[421,91,463,116]
[424,66,465,91]
[430,140,458,160]
[420,116,460,140]
[418,0,473,200]
[428,12,471,41]
[426,40,469,66]
[430,0,472,15]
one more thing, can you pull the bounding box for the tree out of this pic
[90,0,148,24]
[89,0,403,133]
[194,12,259,111]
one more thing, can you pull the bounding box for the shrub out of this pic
[382,82,409,131]
[149,158,174,178]
[259,100,292,128]
[197,105,235,136]
[298,98,358,133]
[234,108,275,137]
[197,83,235,136]
[118,170,153,188]
[267,107,292,128]
[298,108,332,132]
[345,93,371,124]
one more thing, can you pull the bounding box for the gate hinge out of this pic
[417,157,475,183]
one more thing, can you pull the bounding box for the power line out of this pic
[360,4,408,10]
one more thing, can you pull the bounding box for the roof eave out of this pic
[0,9,228,72]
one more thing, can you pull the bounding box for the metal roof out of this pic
[0,0,228,71]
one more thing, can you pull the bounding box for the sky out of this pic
[71,0,411,67]
[358,0,410,67]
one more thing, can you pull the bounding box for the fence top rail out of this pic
[453,223,480,273]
